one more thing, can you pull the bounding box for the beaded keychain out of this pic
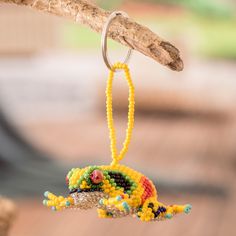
[43,11,192,222]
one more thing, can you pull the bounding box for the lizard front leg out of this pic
[98,195,137,218]
[97,209,113,218]
[43,191,74,211]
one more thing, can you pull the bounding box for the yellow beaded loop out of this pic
[106,62,135,166]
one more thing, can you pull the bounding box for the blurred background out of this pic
[0,0,236,235]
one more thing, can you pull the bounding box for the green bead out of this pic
[44,191,49,198]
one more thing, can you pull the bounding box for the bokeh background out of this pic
[0,0,236,235]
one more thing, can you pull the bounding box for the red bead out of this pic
[90,170,104,184]
[65,176,69,185]
[140,176,154,203]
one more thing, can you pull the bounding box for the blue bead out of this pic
[122,202,130,211]
[184,204,192,214]
[65,201,70,207]
[165,213,172,219]
[44,191,49,197]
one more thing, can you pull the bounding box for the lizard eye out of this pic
[90,170,103,184]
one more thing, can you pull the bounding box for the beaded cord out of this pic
[106,62,135,166]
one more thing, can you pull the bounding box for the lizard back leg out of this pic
[137,198,192,221]
[136,197,159,221]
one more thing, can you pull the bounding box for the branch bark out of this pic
[0,197,16,236]
[0,0,184,71]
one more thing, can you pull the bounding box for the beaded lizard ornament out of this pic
[43,11,192,222]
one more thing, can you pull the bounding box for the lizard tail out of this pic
[153,204,192,221]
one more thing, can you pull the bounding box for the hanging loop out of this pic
[101,11,132,70]
[106,62,135,166]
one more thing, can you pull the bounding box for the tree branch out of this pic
[0,197,16,236]
[0,0,184,71]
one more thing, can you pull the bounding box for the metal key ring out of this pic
[101,11,132,71]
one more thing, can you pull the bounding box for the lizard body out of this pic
[43,164,191,222]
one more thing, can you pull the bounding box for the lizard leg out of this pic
[145,201,192,220]
[99,195,133,216]
[43,191,74,211]
[164,204,192,219]
[97,209,113,218]
[136,198,192,221]
[136,198,158,222]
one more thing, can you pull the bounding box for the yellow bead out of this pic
[106,62,135,165]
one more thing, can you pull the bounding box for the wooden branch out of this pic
[0,197,16,236]
[0,0,184,71]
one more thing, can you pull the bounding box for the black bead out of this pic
[154,210,160,217]
[70,189,77,194]
[159,206,166,212]
[148,203,154,208]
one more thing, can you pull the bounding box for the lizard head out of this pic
[66,166,109,209]
[66,166,105,191]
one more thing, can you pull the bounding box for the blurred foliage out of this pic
[196,18,236,59]
[96,0,124,10]
[182,0,234,18]
[139,0,235,18]
[61,23,121,51]
[97,0,235,18]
